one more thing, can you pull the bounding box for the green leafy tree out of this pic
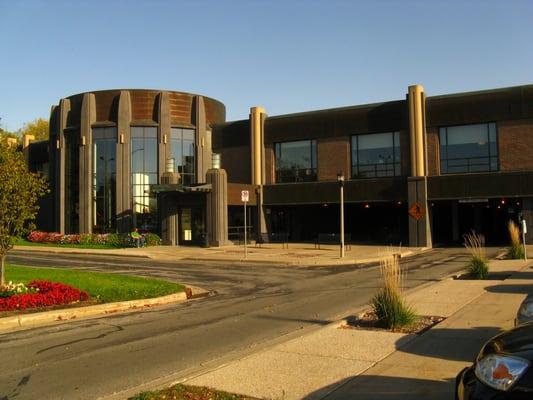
[18,118,49,141]
[0,127,19,144]
[0,142,48,285]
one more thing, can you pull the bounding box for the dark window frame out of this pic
[274,139,317,183]
[170,127,196,186]
[131,126,159,232]
[92,127,117,233]
[350,131,401,179]
[439,122,499,175]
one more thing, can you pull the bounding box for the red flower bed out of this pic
[0,280,89,312]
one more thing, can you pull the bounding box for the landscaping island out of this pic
[1,264,185,315]
[130,384,258,400]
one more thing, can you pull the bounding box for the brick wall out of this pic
[220,146,251,184]
[499,119,533,171]
[317,137,350,181]
[264,145,275,184]
[426,128,440,176]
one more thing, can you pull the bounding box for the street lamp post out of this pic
[337,172,345,258]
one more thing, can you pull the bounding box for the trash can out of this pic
[200,232,209,248]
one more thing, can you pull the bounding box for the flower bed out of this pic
[25,231,162,247]
[0,280,89,312]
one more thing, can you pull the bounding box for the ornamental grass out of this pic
[507,220,525,260]
[371,253,417,330]
[464,231,489,279]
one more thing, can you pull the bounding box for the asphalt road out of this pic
[0,247,502,400]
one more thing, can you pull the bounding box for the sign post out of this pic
[522,218,528,261]
[241,190,249,258]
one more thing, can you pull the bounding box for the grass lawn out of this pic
[5,264,185,303]
[129,384,257,400]
[15,238,118,249]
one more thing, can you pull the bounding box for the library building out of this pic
[25,84,533,247]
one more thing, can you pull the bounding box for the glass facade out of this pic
[439,123,498,174]
[93,127,116,232]
[65,131,79,233]
[275,140,317,183]
[170,128,195,185]
[351,132,401,178]
[131,126,158,231]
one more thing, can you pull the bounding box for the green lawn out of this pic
[15,238,117,249]
[129,384,257,400]
[6,264,185,303]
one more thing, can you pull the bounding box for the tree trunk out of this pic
[0,254,4,286]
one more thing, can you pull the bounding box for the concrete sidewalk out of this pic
[13,243,427,266]
[183,259,532,400]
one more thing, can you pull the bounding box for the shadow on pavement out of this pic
[395,326,502,362]
[302,375,455,400]
[485,284,533,294]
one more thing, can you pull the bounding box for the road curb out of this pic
[12,246,152,259]
[0,287,208,333]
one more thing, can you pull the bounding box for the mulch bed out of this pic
[341,311,445,335]
[453,272,511,280]
[129,384,259,400]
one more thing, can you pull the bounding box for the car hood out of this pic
[477,323,533,392]
[479,324,533,360]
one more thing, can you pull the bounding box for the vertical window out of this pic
[131,126,158,231]
[351,132,400,178]
[93,127,116,233]
[170,128,195,185]
[439,123,498,174]
[275,140,317,183]
[65,131,79,233]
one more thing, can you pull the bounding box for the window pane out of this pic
[351,132,400,178]
[92,128,117,232]
[275,140,317,183]
[439,123,498,174]
[170,127,195,183]
[131,127,143,138]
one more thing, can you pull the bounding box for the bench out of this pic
[315,233,352,250]
[255,232,289,249]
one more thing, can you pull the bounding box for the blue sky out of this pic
[1,0,532,131]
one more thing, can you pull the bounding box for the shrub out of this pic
[507,220,525,260]
[78,233,93,245]
[144,233,162,247]
[371,254,417,330]
[464,231,489,279]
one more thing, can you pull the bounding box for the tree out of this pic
[0,127,19,144]
[0,142,48,285]
[18,118,49,141]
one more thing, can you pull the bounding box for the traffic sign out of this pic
[408,202,425,220]
[241,190,249,202]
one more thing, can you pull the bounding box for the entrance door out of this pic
[178,207,205,245]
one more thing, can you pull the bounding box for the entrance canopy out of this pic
[150,183,212,194]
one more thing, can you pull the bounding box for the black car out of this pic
[456,323,533,399]
[515,293,533,327]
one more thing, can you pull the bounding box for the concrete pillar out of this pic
[158,92,170,184]
[160,195,179,246]
[79,93,96,233]
[22,134,34,163]
[522,198,533,244]
[160,172,180,245]
[195,96,211,184]
[250,107,268,241]
[407,85,432,247]
[116,91,132,233]
[206,168,229,246]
